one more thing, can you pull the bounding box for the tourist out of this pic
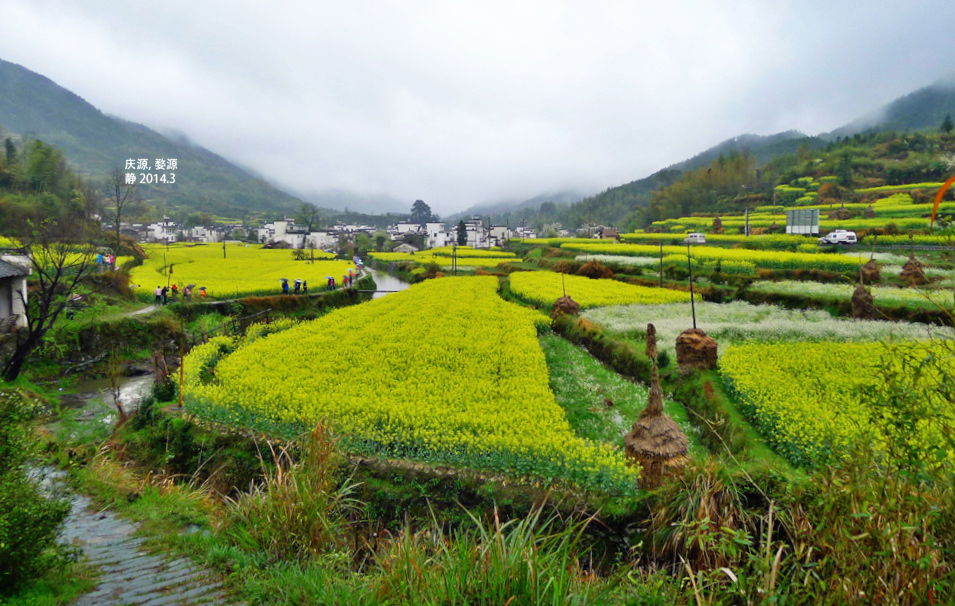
[161,286,168,305]
[154,286,162,305]
[302,280,308,294]
[293,280,301,295]
[282,280,289,295]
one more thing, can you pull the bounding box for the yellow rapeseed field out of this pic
[509,271,695,309]
[720,341,955,467]
[182,276,637,491]
[131,243,355,299]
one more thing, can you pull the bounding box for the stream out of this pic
[58,368,155,424]
[366,268,412,298]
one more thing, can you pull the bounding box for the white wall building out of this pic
[147,218,180,243]
[0,253,30,330]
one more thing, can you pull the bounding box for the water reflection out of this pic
[366,269,411,299]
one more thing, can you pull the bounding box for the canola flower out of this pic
[131,243,352,299]
[509,272,694,309]
[182,276,637,492]
[370,252,519,267]
[561,242,865,272]
[720,341,955,468]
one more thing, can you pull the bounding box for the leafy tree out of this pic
[837,152,854,187]
[456,220,467,246]
[411,200,433,225]
[942,114,954,134]
[354,232,372,257]
[296,202,322,232]
[4,138,15,165]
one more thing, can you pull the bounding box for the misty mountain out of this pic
[829,75,955,138]
[0,58,303,218]
[445,190,587,224]
[545,131,825,228]
[299,188,410,216]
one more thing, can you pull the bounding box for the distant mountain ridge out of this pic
[829,75,955,138]
[0,58,304,218]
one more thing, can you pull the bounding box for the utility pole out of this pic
[659,242,663,288]
[687,242,697,329]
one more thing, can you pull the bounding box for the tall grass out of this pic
[226,422,361,562]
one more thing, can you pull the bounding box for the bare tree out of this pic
[102,169,140,252]
[296,202,323,232]
[2,215,98,381]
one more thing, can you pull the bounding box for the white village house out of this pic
[0,252,30,331]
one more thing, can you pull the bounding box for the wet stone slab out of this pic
[60,491,232,605]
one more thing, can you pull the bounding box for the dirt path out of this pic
[62,492,232,606]
[127,304,157,316]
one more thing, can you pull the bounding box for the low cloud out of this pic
[2,0,955,215]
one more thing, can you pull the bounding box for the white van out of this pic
[817,230,857,245]
[684,232,706,244]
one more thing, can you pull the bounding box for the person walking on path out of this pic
[154,286,162,305]
[183,286,192,302]
[302,280,308,294]
[282,280,290,295]
[161,286,169,305]
[293,281,301,295]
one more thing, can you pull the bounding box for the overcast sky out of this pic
[2,0,954,215]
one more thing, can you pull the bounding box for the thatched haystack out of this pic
[551,295,580,318]
[860,259,881,283]
[900,255,930,286]
[624,324,689,488]
[576,260,614,280]
[645,323,657,359]
[675,328,717,374]
[851,283,875,319]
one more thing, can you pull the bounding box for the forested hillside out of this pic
[0,58,303,218]
[637,128,955,227]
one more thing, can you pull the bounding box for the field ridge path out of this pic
[62,493,234,606]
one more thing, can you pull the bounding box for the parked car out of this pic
[818,230,857,245]
[684,232,707,244]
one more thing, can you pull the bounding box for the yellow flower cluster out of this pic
[131,243,353,299]
[509,272,694,309]
[720,342,955,467]
[370,251,518,267]
[427,246,516,258]
[562,242,865,272]
[182,276,635,489]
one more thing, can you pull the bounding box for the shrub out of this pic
[0,390,70,594]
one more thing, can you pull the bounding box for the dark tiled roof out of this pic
[0,259,29,279]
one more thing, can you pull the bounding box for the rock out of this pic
[675,328,718,374]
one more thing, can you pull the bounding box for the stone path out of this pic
[62,493,231,606]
